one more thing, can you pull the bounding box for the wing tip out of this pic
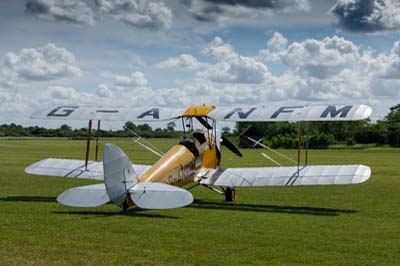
[359,104,373,120]
[356,164,371,184]
[24,160,45,175]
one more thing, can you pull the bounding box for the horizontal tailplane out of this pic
[57,183,110,207]
[129,182,193,209]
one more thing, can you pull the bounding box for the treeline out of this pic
[235,104,400,148]
[0,121,181,139]
[1,104,399,148]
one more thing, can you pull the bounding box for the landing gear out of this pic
[224,187,236,202]
[122,200,128,213]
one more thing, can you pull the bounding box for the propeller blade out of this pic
[195,117,213,130]
[221,136,243,157]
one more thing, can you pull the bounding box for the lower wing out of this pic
[199,165,371,187]
[25,158,151,180]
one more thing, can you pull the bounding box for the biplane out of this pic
[25,104,372,211]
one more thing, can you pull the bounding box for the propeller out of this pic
[220,135,243,157]
[195,117,242,157]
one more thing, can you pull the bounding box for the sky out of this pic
[0,0,400,128]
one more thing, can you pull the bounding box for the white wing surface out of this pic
[57,183,110,207]
[208,104,372,122]
[32,106,184,121]
[25,158,151,180]
[200,165,371,187]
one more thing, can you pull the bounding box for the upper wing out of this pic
[199,165,371,187]
[25,158,151,180]
[208,104,372,122]
[32,104,371,122]
[32,106,185,122]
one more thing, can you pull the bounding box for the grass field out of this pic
[0,138,399,265]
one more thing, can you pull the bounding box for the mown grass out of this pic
[0,138,399,265]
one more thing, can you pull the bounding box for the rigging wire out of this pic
[245,136,297,164]
[104,120,175,158]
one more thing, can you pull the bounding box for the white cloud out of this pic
[203,37,237,62]
[267,32,288,51]
[47,86,81,100]
[201,37,269,84]
[258,33,400,101]
[26,0,95,25]
[2,43,81,81]
[280,36,359,79]
[96,0,173,29]
[102,71,148,87]
[96,84,113,97]
[157,54,201,70]
[0,89,27,113]
[260,31,289,61]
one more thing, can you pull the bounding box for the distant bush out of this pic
[270,135,297,149]
[309,133,336,149]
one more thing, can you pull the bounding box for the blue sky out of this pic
[0,0,399,127]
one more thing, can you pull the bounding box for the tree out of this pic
[386,104,400,147]
[123,121,136,131]
[136,123,152,131]
[60,124,71,131]
[167,121,176,131]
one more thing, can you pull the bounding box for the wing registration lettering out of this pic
[224,107,257,119]
[270,106,304,119]
[320,105,352,118]
[96,110,119,113]
[137,108,160,119]
[47,106,78,117]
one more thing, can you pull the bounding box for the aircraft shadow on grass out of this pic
[188,199,357,216]
[0,196,357,217]
[0,195,178,219]
[52,210,179,219]
[0,195,56,202]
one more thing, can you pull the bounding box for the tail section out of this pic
[103,144,193,210]
[56,143,193,210]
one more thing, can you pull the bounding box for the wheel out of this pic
[122,198,129,213]
[225,187,236,202]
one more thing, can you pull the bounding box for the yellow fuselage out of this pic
[138,132,219,188]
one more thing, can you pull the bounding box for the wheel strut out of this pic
[224,187,236,202]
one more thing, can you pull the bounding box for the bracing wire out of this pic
[246,136,297,164]
[104,120,175,158]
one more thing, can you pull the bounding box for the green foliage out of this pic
[355,122,387,145]
[0,122,182,139]
[59,124,72,131]
[385,104,400,147]
[270,134,297,149]
[123,121,136,131]
[309,133,336,148]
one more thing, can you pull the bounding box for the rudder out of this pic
[103,144,137,207]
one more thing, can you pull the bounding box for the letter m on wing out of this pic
[320,105,352,118]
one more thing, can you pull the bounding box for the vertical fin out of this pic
[103,144,137,207]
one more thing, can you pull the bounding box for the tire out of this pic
[122,199,129,213]
[225,187,236,202]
